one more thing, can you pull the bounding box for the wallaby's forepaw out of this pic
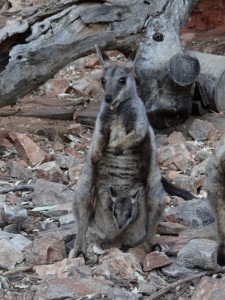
[217,242,225,266]
[114,146,123,156]
[91,150,102,164]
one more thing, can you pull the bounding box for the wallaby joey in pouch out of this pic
[69,45,192,260]
[204,136,225,266]
[110,186,140,230]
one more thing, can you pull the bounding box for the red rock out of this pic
[143,251,171,272]
[166,170,179,181]
[165,131,186,145]
[33,161,63,183]
[72,76,101,97]
[0,129,9,139]
[34,269,109,300]
[34,257,85,277]
[191,276,225,300]
[9,132,46,167]
[158,143,192,170]
[0,138,14,149]
[188,119,219,141]
[25,231,67,266]
[43,78,70,97]
[96,248,142,280]
[85,54,99,68]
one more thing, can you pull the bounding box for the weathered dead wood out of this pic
[0,0,160,106]
[0,0,200,128]
[134,0,200,128]
[0,108,75,119]
[0,184,34,194]
[147,266,225,300]
[189,50,225,112]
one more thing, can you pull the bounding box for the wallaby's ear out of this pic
[109,186,118,202]
[95,44,111,69]
[132,43,143,71]
[131,189,140,204]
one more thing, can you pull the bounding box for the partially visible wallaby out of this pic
[69,45,165,259]
[109,186,140,230]
[204,136,225,266]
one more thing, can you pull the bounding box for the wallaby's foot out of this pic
[151,243,162,252]
[217,242,225,266]
[85,252,98,265]
[69,242,87,259]
[69,243,98,265]
[140,240,153,253]
[91,150,102,164]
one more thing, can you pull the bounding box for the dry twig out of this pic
[0,184,34,194]
[147,266,225,300]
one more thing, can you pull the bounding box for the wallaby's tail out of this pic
[161,176,195,200]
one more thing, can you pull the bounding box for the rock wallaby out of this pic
[204,136,225,266]
[69,45,194,259]
[69,44,166,259]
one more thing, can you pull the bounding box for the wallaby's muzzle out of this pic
[105,94,112,103]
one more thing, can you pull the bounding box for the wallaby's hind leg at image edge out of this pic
[205,138,225,266]
[215,200,225,266]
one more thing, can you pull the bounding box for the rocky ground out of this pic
[0,48,225,300]
[1,1,225,299]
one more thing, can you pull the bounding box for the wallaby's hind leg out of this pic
[69,194,93,258]
[141,189,166,252]
[142,126,166,252]
[69,159,95,259]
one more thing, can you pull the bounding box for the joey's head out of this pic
[95,44,137,110]
[109,186,140,230]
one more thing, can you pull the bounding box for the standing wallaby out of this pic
[204,136,225,266]
[69,45,194,260]
[69,45,165,259]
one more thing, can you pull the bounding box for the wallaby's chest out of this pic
[109,114,127,147]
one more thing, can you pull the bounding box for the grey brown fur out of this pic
[69,45,166,259]
[205,136,225,266]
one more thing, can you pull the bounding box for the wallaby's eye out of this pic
[119,77,126,85]
[101,77,106,85]
[113,211,118,217]
[126,212,131,218]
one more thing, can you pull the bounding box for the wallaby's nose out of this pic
[105,94,112,103]
[118,224,123,229]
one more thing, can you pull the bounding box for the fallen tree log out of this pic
[189,50,225,112]
[0,107,75,119]
[0,0,204,128]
